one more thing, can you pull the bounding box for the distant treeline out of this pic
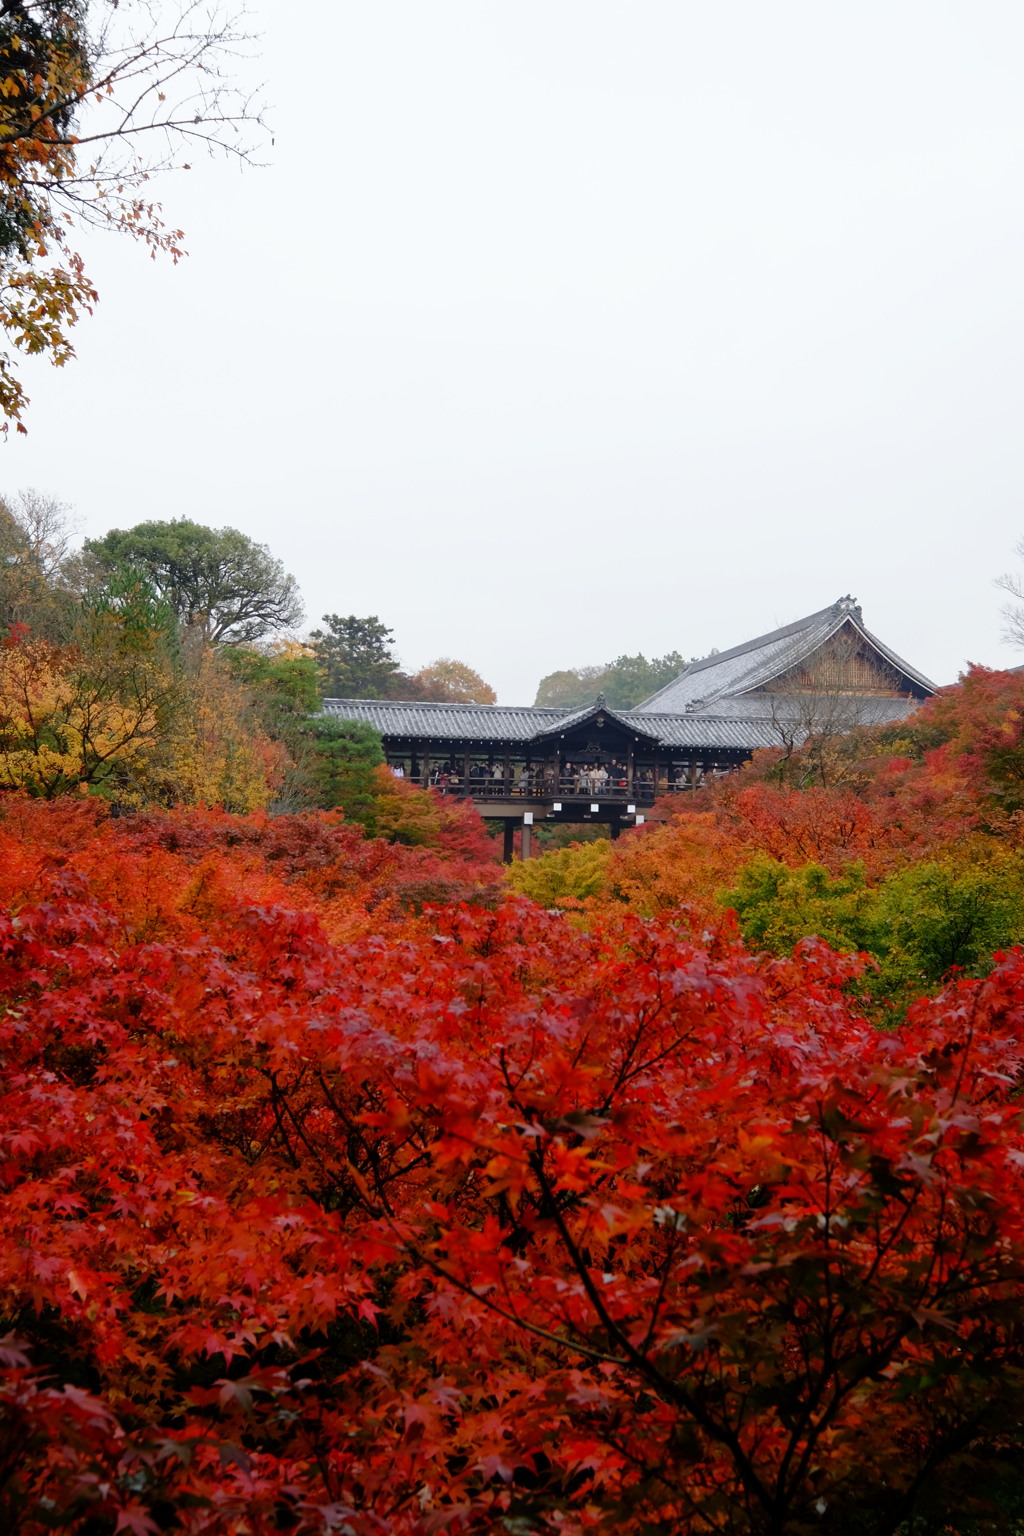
[533,650,711,710]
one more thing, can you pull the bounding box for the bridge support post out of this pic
[502,821,515,863]
[521,819,532,860]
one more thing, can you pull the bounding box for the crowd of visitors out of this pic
[387,759,708,797]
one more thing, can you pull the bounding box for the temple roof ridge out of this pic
[634,597,935,715]
[530,693,662,744]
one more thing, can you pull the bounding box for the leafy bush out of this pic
[505,836,613,906]
[725,841,1024,1008]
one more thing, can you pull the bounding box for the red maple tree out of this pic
[1,800,1024,1533]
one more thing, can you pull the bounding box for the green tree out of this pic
[224,645,321,734]
[533,654,685,710]
[84,519,303,645]
[602,651,685,708]
[290,717,385,825]
[878,850,1024,984]
[223,643,387,821]
[534,666,606,708]
[724,857,879,957]
[309,615,402,699]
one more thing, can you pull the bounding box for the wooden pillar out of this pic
[463,749,471,796]
[610,819,621,840]
[422,746,431,789]
[690,760,700,792]
[626,741,635,793]
[503,746,511,795]
[502,821,515,863]
[521,821,532,860]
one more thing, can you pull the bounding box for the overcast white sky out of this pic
[4,2,1024,701]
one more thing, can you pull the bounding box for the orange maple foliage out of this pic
[598,667,1024,923]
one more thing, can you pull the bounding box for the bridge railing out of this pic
[393,773,701,801]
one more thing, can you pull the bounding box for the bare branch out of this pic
[0,1,268,428]
[761,624,904,788]
[996,543,1024,648]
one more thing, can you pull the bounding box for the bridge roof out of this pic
[321,699,566,742]
[321,697,809,752]
[530,696,663,745]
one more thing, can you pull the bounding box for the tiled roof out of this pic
[638,714,785,750]
[320,697,906,753]
[320,699,563,742]
[686,693,921,725]
[634,597,935,714]
[321,599,933,756]
[530,695,663,743]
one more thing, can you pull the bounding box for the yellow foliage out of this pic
[505,839,613,908]
[0,625,283,812]
[143,644,284,814]
[0,635,158,797]
[267,637,315,661]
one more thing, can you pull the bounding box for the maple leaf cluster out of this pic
[2,797,1024,1533]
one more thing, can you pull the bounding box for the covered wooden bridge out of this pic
[322,598,935,858]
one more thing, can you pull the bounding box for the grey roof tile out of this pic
[685,693,923,725]
[322,699,792,752]
[637,714,783,749]
[320,699,559,741]
[634,597,935,714]
[530,696,663,743]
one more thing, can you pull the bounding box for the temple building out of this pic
[322,596,936,858]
